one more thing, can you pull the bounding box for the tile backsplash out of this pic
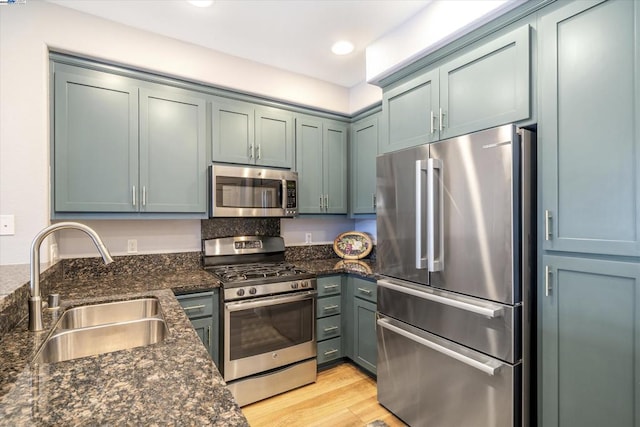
[201,218,280,240]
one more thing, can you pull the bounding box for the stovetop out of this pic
[208,262,312,284]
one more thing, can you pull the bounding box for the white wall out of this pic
[0,1,379,265]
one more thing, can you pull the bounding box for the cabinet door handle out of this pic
[439,108,446,131]
[324,349,339,356]
[183,304,206,311]
[319,195,324,210]
[323,304,339,311]
[206,326,211,346]
[430,110,438,134]
[257,144,261,160]
[357,287,372,295]
[142,186,146,207]
[324,194,329,210]
[373,194,377,209]
[132,185,136,206]
[545,265,553,297]
[249,144,254,159]
[323,326,339,332]
[545,210,553,241]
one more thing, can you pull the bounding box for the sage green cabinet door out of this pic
[255,106,294,168]
[439,24,530,140]
[353,297,377,375]
[211,98,254,165]
[323,120,348,214]
[54,69,139,212]
[296,116,324,213]
[540,0,640,256]
[541,255,640,427]
[139,88,207,213]
[380,68,439,153]
[350,114,379,214]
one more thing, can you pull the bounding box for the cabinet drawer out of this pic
[317,295,341,318]
[317,337,342,364]
[177,292,214,319]
[317,276,342,297]
[354,279,377,303]
[317,315,341,341]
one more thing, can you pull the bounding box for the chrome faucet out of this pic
[29,222,113,331]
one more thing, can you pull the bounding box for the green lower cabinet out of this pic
[176,290,219,367]
[316,276,343,367]
[540,255,640,427]
[352,297,377,375]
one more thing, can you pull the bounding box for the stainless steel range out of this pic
[203,236,317,407]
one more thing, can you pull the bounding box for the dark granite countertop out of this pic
[295,258,378,280]
[0,270,247,426]
[0,256,377,426]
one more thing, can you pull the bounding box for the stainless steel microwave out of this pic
[209,164,298,217]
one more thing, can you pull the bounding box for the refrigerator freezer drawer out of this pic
[377,315,520,427]
[378,277,520,363]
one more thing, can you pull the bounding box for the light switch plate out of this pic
[0,215,15,235]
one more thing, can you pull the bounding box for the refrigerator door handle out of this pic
[415,159,428,269]
[427,158,444,272]
[377,279,504,318]
[377,317,503,376]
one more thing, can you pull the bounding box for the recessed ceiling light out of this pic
[331,41,354,56]
[188,0,213,7]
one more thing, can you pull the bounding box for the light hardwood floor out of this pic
[241,363,406,427]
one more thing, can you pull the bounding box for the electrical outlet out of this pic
[305,233,312,244]
[127,239,138,254]
[0,215,15,235]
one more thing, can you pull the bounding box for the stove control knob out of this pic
[301,281,308,288]
[249,287,257,295]
[291,282,299,289]
[236,289,245,297]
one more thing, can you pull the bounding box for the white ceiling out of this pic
[47,0,432,88]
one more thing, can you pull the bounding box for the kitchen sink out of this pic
[57,297,163,329]
[33,297,169,364]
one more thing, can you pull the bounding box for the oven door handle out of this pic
[225,290,317,312]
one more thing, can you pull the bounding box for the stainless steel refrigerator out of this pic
[375,124,535,427]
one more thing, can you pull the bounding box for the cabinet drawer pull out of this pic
[183,304,206,311]
[323,304,339,311]
[323,326,339,332]
[357,287,372,295]
[323,284,339,290]
[324,349,339,356]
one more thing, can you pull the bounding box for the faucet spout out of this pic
[29,222,113,331]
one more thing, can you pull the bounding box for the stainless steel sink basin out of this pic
[33,297,169,364]
[57,297,162,329]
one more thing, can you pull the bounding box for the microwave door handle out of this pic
[427,158,444,272]
[282,179,288,210]
[416,160,427,269]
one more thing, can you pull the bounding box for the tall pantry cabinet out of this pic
[538,1,640,426]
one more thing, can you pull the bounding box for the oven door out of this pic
[223,290,316,382]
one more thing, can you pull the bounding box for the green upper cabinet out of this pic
[350,113,379,215]
[380,69,439,153]
[53,64,207,214]
[540,254,640,427]
[54,69,139,213]
[139,87,207,213]
[296,115,348,214]
[540,0,640,257]
[439,24,530,140]
[380,24,531,153]
[212,98,293,168]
